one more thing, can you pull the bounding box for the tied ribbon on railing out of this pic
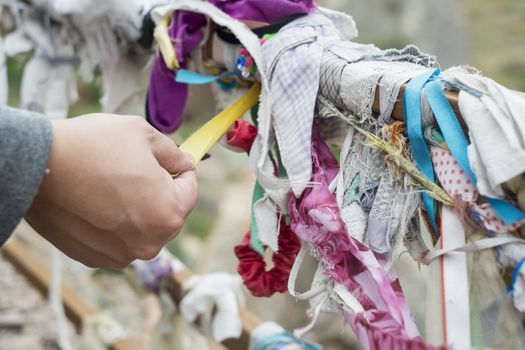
[404,70,525,234]
[171,82,261,178]
[424,78,525,225]
[404,69,441,235]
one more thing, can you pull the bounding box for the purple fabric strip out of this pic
[147,11,206,133]
[147,57,189,133]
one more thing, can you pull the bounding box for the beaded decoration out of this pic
[235,33,276,78]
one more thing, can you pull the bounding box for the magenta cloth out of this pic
[288,130,437,349]
[344,310,446,350]
[147,0,317,132]
[208,0,316,23]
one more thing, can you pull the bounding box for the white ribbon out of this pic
[422,235,525,264]
[288,244,327,301]
[439,207,471,349]
[49,247,73,350]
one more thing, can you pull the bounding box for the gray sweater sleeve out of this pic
[0,106,53,245]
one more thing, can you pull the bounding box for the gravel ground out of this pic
[0,252,78,350]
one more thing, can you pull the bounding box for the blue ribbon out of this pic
[485,199,525,225]
[508,257,525,294]
[253,332,322,350]
[404,69,440,234]
[424,80,525,225]
[175,69,239,85]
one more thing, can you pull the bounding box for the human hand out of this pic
[26,114,198,268]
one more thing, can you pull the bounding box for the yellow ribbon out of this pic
[154,12,180,69]
[173,83,261,177]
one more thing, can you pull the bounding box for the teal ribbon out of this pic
[175,69,239,85]
[253,332,322,350]
[404,69,441,235]
[424,80,525,225]
[250,181,266,255]
[249,103,266,255]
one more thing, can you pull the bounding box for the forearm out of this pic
[0,106,52,245]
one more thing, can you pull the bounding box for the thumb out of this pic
[150,129,194,173]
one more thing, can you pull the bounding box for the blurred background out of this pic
[1,1,524,349]
[326,0,525,90]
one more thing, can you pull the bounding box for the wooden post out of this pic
[2,240,138,350]
[373,83,462,124]
[2,239,262,350]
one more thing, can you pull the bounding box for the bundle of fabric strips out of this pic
[2,1,525,349]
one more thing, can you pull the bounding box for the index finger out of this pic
[171,169,199,219]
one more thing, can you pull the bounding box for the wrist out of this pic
[39,119,68,196]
